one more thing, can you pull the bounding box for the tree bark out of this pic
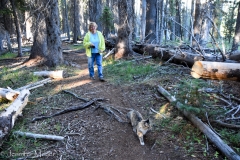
[43,0,63,67]
[89,0,103,31]
[28,5,47,64]
[115,0,134,59]
[73,0,81,43]
[145,0,157,43]
[192,0,210,48]
[191,61,240,81]
[63,0,70,40]
[141,0,146,42]
[157,85,240,160]
[133,44,203,66]
[228,50,240,61]
[231,2,240,52]
[132,44,236,67]
[9,0,22,57]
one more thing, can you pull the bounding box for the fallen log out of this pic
[157,85,240,160]
[0,88,20,101]
[33,70,63,79]
[191,61,240,81]
[0,89,30,146]
[14,131,64,141]
[132,44,237,67]
[16,78,52,91]
[228,50,240,61]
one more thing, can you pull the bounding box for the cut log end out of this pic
[33,70,63,79]
[191,61,203,79]
[191,61,240,81]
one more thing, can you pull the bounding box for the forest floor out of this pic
[0,42,240,160]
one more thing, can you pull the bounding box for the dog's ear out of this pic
[144,119,150,125]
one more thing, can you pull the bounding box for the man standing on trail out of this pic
[83,22,106,82]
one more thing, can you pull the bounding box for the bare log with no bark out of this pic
[16,78,52,91]
[14,131,64,141]
[157,85,240,160]
[0,88,20,101]
[33,70,63,79]
[191,61,240,81]
[0,89,30,146]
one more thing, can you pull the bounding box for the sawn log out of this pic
[33,70,63,79]
[191,61,240,81]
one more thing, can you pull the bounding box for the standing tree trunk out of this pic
[28,8,47,63]
[182,1,189,41]
[231,2,240,52]
[145,0,157,43]
[115,0,134,59]
[43,0,63,67]
[192,0,202,47]
[175,0,182,39]
[192,0,210,48]
[141,0,147,43]
[159,0,165,44]
[169,0,176,41]
[62,0,70,40]
[9,0,22,57]
[25,11,32,40]
[189,0,195,45]
[89,0,103,31]
[73,0,81,43]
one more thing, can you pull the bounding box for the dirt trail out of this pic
[0,49,227,160]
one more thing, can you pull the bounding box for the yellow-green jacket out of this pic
[83,31,105,57]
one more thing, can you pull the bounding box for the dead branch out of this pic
[209,32,226,61]
[97,104,127,123]
[168,17,205,57]
[150,108,166,119]
[32,98,104,122]
[212,120,240,129]
[14,131,64,141]
[103,48,115,59]
[157,85,240,160]
[62,90,88,102]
